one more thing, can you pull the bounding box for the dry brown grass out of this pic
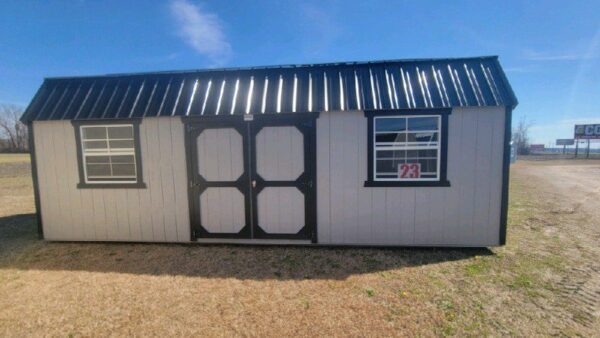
[0,154,599,336]
[0,153,29,164]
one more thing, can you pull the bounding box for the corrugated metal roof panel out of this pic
[20,56,517,122]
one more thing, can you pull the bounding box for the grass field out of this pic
[0,153,30,163]
[1,153,599,336]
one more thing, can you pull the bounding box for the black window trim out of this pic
[72,119,146,189]
[364,108,451,188]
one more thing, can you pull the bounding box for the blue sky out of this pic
[1,0,599,145]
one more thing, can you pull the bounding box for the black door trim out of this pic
[184,117,252,240]
[249,113,318,242]
[184,113,318,242]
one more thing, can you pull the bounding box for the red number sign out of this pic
[399,163,421,178]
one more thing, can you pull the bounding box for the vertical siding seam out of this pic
[117,192,125,239]
[89,190,97,240]
[138,187,147,240]
[485,113,495,243]
[481,112,492,243]
[143,121,156,240]
[370,187,374,244]
[354,116,360,241]
[487,111,501,242]
[165,119,178,241]
[157,120,168,241]
[42,123,58,237]
[457,110,466,238]
[411,189,416,244]
[124,191,132,240]
[106,192,115,239]
[50,122,68,238]
[169,120,180,241]
[126,190,135,240]
[472,113,479,235]
[137,123,147,240]
[441,186,447,244]
[99,191,108,239]
[57,122,75,238]
[385,188,389,243]
[356,114,361,241]
[63,122,81,238]
[328,112,333,242]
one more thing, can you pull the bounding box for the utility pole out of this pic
[586,139,591,159]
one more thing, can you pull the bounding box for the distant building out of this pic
[529,144,545,153]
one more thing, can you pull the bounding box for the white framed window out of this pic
[374,115,441,181]
[364,111,451,187]
[76,123,143,186]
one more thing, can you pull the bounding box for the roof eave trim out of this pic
[494,58,519,109]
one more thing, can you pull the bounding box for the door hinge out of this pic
[304,179,313,188]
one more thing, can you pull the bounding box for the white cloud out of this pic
[503,65,539,73]
[522,51,598,62]
[298,3,342,58]
[522,35,600,62]
[169,0,231,66]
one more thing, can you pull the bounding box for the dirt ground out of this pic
[0,155,599,336]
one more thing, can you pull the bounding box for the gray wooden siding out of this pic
[34,108,504,246]
[33,117,190,242]
[316,107,505,246]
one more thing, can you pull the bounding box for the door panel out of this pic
[186,114,317,242]
[255,126,304,181]
[250,115,317,241]
[197,128,244,181]
[187,120,251,239]
[200,187,246,234]
[257,187,305,234]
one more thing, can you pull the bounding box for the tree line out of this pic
[513,115,533,155]
[0,104,28,152]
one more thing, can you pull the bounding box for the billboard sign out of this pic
[556,139,575,146]
[574,124,600,139]
[530,144,545,151]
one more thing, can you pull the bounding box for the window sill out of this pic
[364,180,451,188]
[77,182,147,189]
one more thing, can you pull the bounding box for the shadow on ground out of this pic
[0,214,492,280]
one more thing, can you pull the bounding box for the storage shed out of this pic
[21,56,517,246]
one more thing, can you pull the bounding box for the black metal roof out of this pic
[21,56,517,122]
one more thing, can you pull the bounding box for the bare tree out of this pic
[0,104,28,152]
[512,115,533,155]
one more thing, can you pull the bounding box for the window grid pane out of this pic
[81,125,137,183]
[374,115,441,181]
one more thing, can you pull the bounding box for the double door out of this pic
[186,114,316,242]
